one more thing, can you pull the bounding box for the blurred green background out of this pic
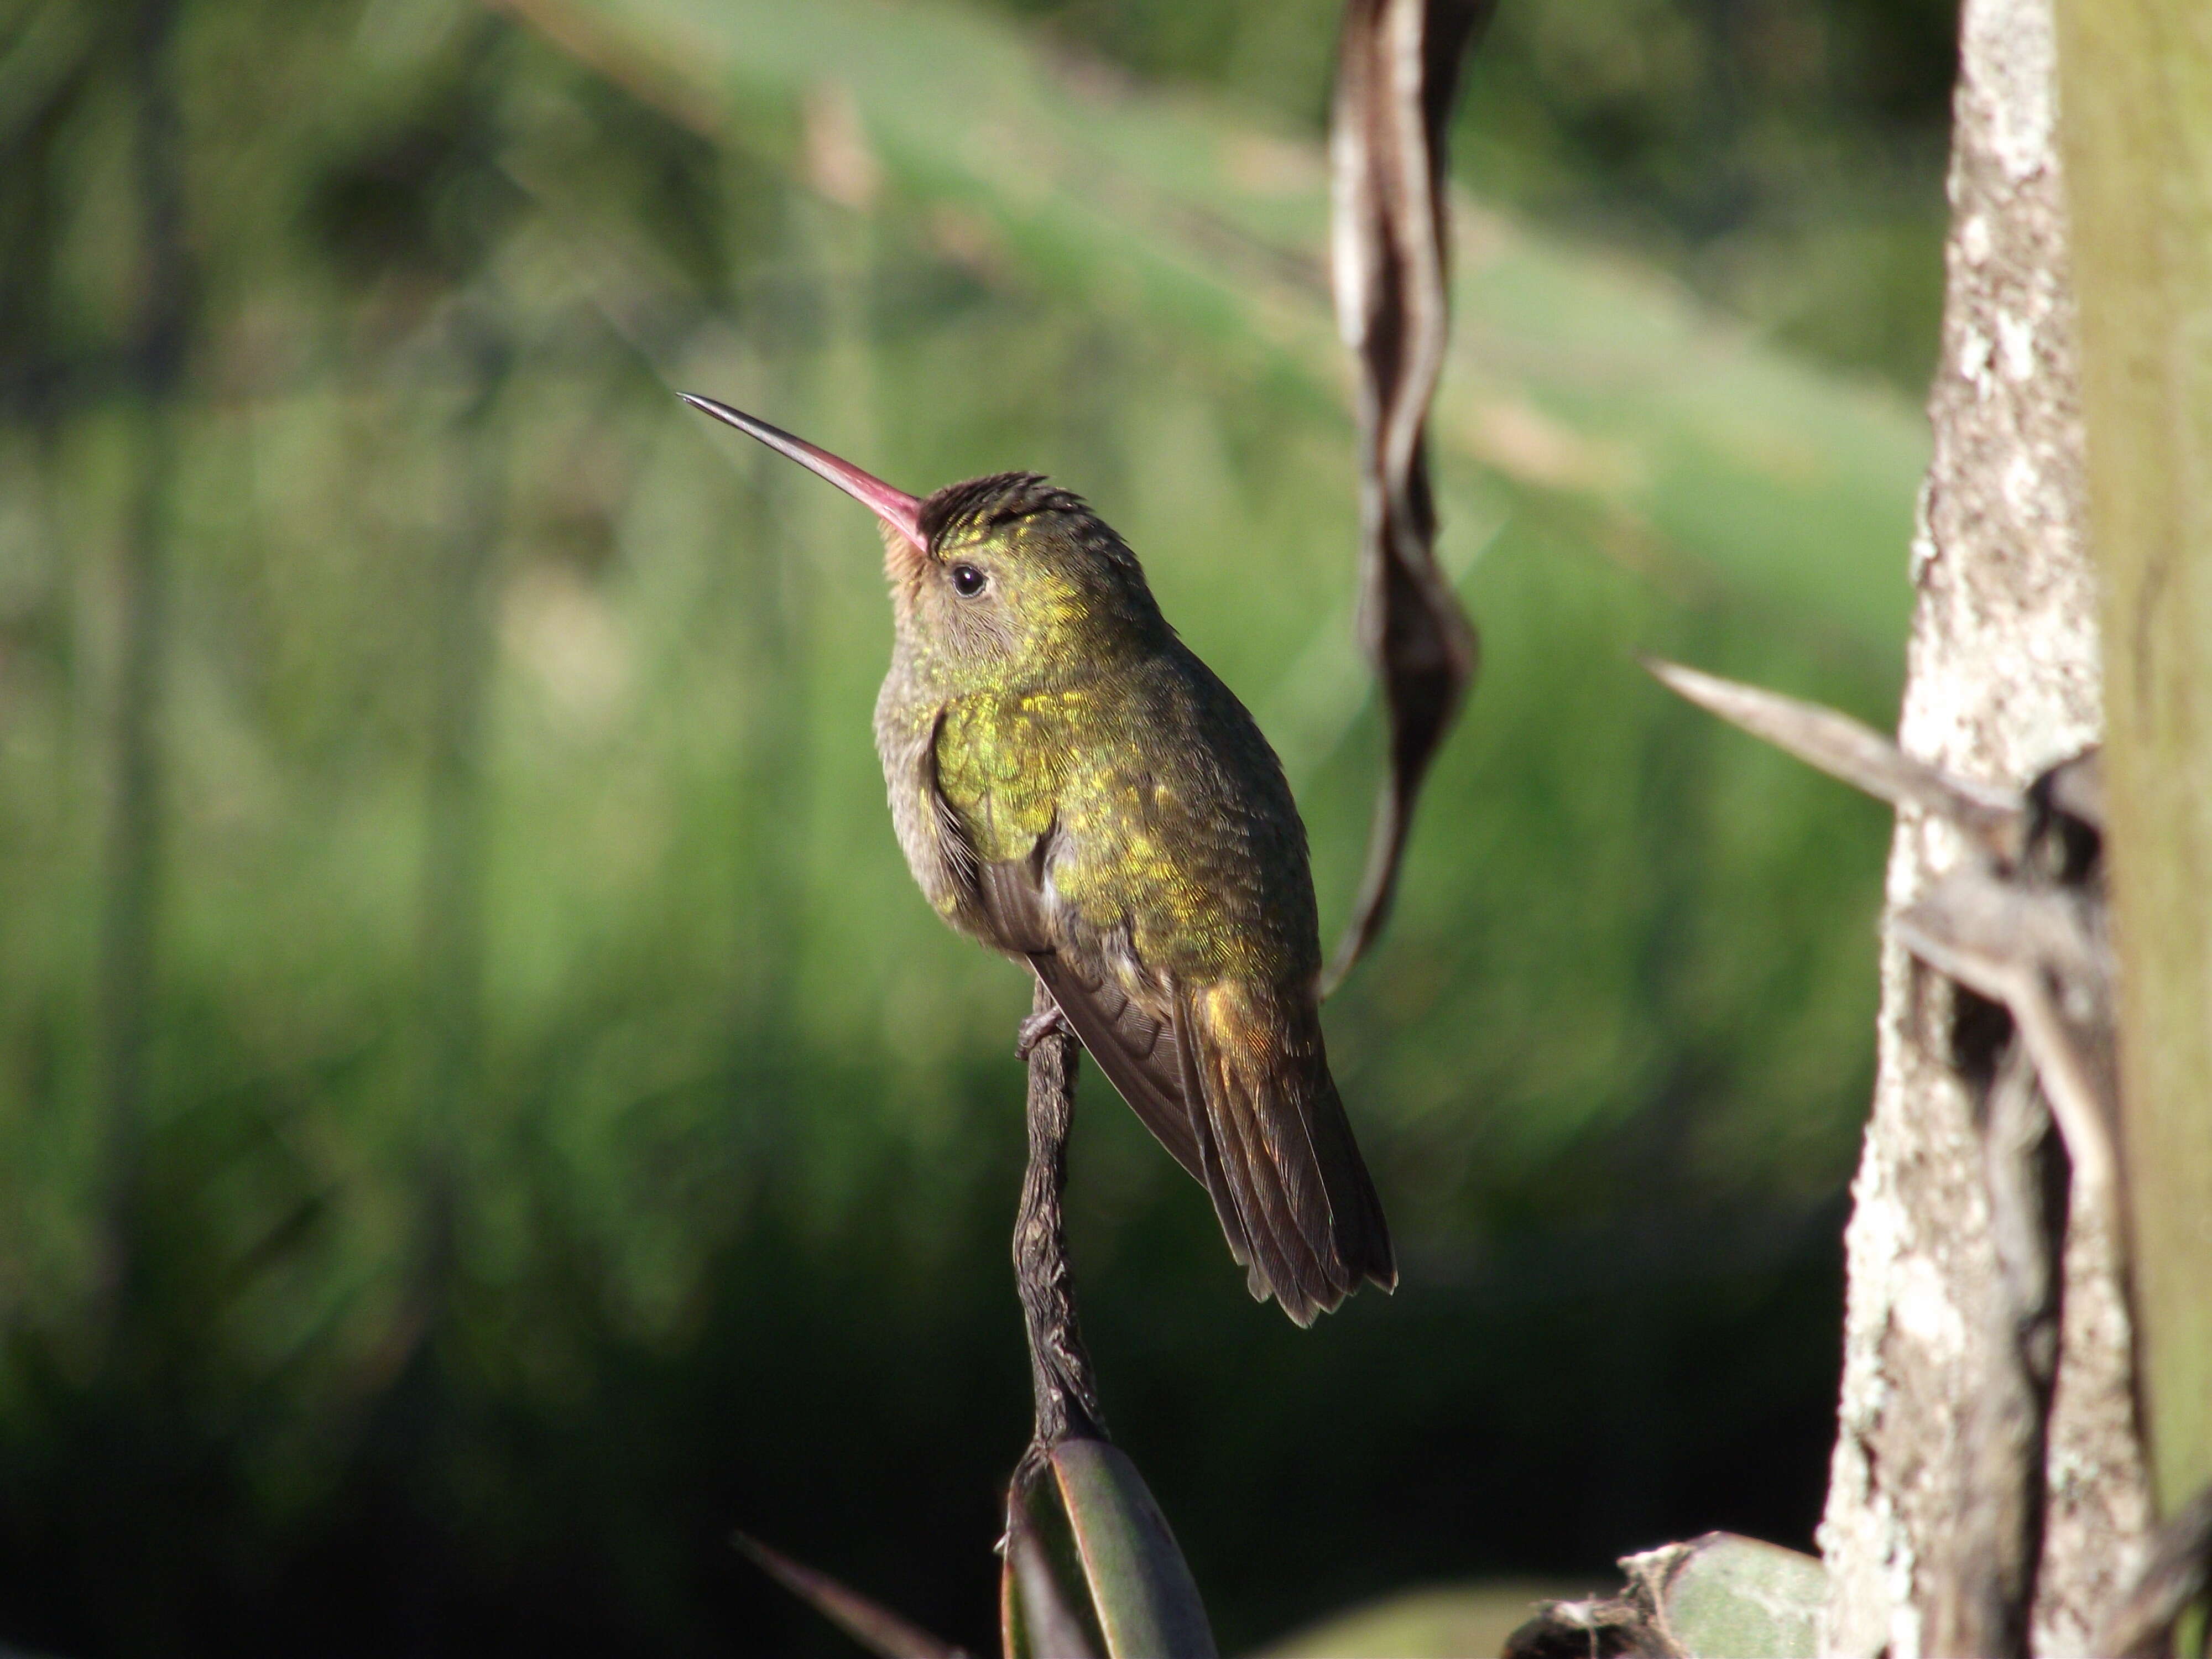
[0,0,1949,1651]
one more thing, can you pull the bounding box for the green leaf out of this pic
[1484,1533,1824,1658]
[1047,1438,1217,1659]
[1004,1491,1103,1659]
[1630,1532,1827,1659]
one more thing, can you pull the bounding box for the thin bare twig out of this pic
[1646,658,2124,1243]
[1893,878,2120,1229]
[98,0,191,1313]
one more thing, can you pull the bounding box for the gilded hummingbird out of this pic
[684,394,1395,1325]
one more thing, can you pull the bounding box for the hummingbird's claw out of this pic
[1015,1004,1072,1062]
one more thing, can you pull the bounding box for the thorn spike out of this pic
[1642,656,2022,852]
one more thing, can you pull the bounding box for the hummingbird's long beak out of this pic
[680,394,928,559]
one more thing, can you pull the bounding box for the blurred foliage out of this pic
[0,0,1933,1652]
[987,0,1957,387]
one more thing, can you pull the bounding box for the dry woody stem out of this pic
[1015,979,1105,1470]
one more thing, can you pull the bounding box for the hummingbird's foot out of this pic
[1014,1004,1071,1062]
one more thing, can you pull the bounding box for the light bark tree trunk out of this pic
[1815,0,2152,1651]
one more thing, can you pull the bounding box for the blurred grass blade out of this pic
[1323,0,1493,994]
[1049,1438,1217,1659]
[1005,1491,1103,1659]
[0,0,100,153]
[735,1532,974,1659]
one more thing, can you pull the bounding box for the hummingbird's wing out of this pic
[1027,950,1207,1187]
[974,848,1390,1328]
[973,857,1208,1185]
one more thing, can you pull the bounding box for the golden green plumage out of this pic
[875,473,1392,1324]
[930,663,1313,984]
[680,395,1392,1325]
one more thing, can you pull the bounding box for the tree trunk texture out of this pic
[2056,0,2212,1522]
[1816,0,2153,1652]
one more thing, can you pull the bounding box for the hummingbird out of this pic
[683,394,1395,1325]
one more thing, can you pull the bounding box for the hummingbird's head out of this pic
[903,470,1168,672]
[681,395,1170,681]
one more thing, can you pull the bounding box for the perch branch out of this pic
[1014,978,1105,1481]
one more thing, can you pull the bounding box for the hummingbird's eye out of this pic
[949,562,987,597]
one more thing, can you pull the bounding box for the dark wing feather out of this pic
[938,756,1393,1326]
[972,852,1206,1186]
[973,853,1053,953]
[1173,985,1396,1327]
[1170,1005,1262,1285]
[1172,987,1332,1324]
[1026,952,1204,1185]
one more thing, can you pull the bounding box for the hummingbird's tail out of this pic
[1175,985,1396,1327]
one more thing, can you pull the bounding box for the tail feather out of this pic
[1211,1060,1338,1323]
[1175,984,1395,1324]
[1297,1070,1397,1294]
